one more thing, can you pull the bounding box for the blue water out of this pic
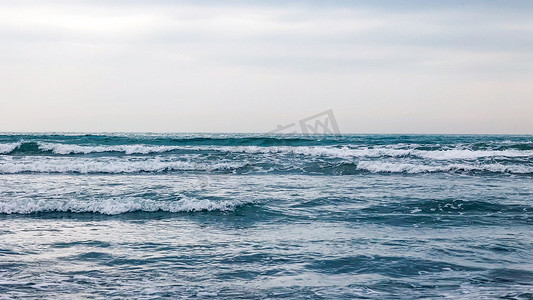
[1,133,532,299]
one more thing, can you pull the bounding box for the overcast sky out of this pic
[1,0,532,133]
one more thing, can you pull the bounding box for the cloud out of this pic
[0,0,532,132]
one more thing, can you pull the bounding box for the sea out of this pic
[0,133,532,299]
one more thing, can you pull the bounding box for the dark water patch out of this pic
[72,251,115,261]
[0,249,22,256]
[8,142,42,155]
[473,242,525,254]
[51,240,112,249]
[224,252,292,265]
[495,143,533,151]
[0,262,26,270]
[483,268,533,285]
[306,255,483,277]
[288,196,345,208]
[103,256,202,268]
[362,199,531,215]
[337,212,530,228]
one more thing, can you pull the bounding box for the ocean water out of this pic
[0,133,532,299]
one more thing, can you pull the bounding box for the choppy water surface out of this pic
[1,133,532,299]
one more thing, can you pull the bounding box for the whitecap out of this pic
[0,142,22,154]
[356,161,533,174]
[0,196,251,215]
[0,157,246,174]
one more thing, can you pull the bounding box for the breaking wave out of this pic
[0,142,22,154]
[0,197,251,215]
[37,142,184,155]
[217,146,533,160]
[1,135,531,176]
[355,161,533,174]
[0,158,247,174]
[1,142,533,161]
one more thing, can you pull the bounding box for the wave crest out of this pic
[0,142,22,154]
[0,197,251,215]
[37,142,183,155]
[356,161,533,174]
[0,158,247,174]
[1,142,533,161]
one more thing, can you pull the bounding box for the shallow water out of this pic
[1,134,532,299]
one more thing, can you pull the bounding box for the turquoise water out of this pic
[1,133,532,298]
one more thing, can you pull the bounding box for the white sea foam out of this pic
[0,196,250,214]
[0,158,246,174]
[356,161,533,174]
[0,142,21,154]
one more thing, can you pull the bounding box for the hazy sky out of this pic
[1,0,532,133]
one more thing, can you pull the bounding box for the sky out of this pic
[1,0,532,134]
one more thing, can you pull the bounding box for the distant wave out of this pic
[38,142,184,155]
[218,146,533,160]
[355,161,533,174]
[1,137,532,176]
[0,157,530,175]
[0,158,247,174]
[1,142,533,161]
[0,197,251,215]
